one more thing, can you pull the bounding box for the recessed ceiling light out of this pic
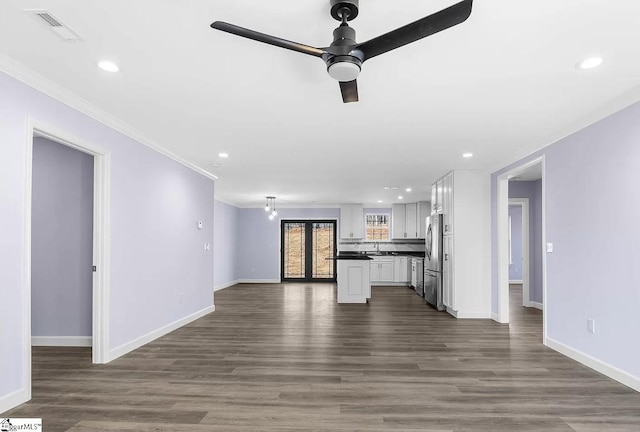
[98,61,119,72]
[405,188,412,192]
[398,196,404,200]
[576,57,603,70]
[383,186,399,190]
[218,152,229,158]
[377,200,383,203]
[462,153,473,158]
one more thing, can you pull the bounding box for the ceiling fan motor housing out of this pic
[330,0,359,21]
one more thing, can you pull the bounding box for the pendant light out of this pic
[266,196,277,220]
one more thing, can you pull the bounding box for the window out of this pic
[365,214,390,241]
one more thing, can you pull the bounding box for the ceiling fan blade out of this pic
[211,21,326,58]
[339,80,359,103]
[354,0,473,62]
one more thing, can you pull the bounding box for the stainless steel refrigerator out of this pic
[424,214,445,311]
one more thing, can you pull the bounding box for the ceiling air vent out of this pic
[24,9,84,42]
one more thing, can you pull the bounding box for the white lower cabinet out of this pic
[370,257,395,283]
[371,256,411,285]
[393,256,410,283]
[337,259,371,303]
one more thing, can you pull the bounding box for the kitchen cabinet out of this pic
[442,235,454,310]
[417,201,430,238]
[391,204,406,239]
[432,170,491,318]
[442,172,454,235]
[393,202,430,239]
[393,256,410,283]
[431,179,443,214]
[370,257,394,283]
[339,204,363,239]
[337,259,371,303]
[405,203,417,238]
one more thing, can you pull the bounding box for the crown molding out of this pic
[0,53,217,181]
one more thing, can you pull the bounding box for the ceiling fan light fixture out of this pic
[327,60,361,82]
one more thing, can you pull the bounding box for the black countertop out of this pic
[337,252,425,259]
[332,255,373,260]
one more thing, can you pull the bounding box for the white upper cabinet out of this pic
[417,201,430,238]
[393,201,430,239]
[442,172,454,235]
[405,203,417,239]
[435,179,444,214]
[340,204,363,239]
[392,204,406,239]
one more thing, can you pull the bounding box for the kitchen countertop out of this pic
[332,255,373,260]
[337,252,425,259]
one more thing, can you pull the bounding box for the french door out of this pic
[281,220,337,282]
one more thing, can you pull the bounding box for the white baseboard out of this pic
[237,279,280,284]
[32,336,92,347]
[370,282,411,287]
[530,301,543,311]
[0,388,29,416]
[109,305,214,362]
[214,280,240,291]
[509,280,524,284]
[545,337,640,392]
[448,308,491,319]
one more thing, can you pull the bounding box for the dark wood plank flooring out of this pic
[3,283,639,431]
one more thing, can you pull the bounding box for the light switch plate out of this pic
[546,242,554,253]
[587,318,595,334]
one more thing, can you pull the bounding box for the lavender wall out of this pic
[213,200,240,289]
[509,180,543,303]
[0,70,215,408]
[237,208,340,281]
[31,138,93,338]
[492,101,640,381]
[508,205,523,281]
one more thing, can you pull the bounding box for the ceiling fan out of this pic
[211,0,473,103]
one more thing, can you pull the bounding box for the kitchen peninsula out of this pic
[336,254,372,303]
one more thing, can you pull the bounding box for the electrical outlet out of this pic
[587,318,595,334]
[197,221,203,230]
[547,243,554,253]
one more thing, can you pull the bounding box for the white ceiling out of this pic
[2,0,640,207]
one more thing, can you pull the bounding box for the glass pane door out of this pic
[312,222,335,279]
[281,220,336,282]
[283,222,305,279]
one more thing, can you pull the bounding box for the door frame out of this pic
[24,119,111,403]
[280,219,337,282]
[508,198,530,307]
[496,156,546,339]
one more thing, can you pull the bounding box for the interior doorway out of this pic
[281,220,337,282]
[496,157,546,338]
[31,137,94,349]
[24,122,111,405]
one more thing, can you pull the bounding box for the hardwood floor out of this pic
[4,283,640,431]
